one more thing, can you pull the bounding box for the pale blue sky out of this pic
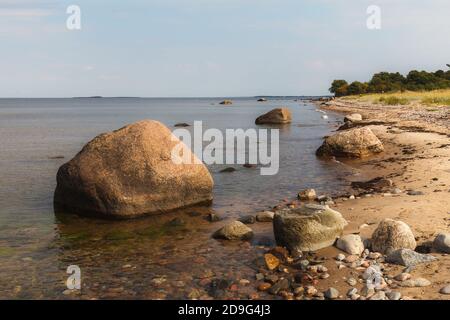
[1,0,449,97]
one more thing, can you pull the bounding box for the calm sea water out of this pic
[0,97,352,299]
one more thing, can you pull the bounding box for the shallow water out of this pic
[0,97,352,299]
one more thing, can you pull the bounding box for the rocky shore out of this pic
[204,98,450,300]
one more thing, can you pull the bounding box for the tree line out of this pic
[330,67,450,97]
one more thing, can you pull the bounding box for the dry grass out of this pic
[342,89,450,107]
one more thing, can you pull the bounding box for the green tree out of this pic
[329,80,349,97]
[347,81,368,95]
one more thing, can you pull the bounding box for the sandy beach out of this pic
[306,98,450,300]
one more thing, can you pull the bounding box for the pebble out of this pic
[256,211,275,222]
[361,285,375,297]
[407,190,424,196]
[350,294,360,300]
[257,283,272,291]
[347,278,357,286]
[336,253,345,261]
[294,287,304,296]
[324,288,339,300]
[386,291,402,300]
[239,279,250,286]
[269,279,289,295]
[265,274,279,284]
[255,273,264,281]
[347,288,358,296]
[320,273,330,279]
[305,286,318,296]
[238,215,256,224]
[439,285,450,295]
[369,291,386,300]
[368,252,382,260]
[394,273,411,281]
[264,253,280,271]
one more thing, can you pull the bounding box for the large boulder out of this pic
[54,120,214,219]
[371,219,416,254]
[255,108,292,125]
[316,127,384,158]
[273,204,348,253]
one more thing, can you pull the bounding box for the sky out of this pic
[1,0,450,97]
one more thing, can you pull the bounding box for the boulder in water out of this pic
[54,120,214,219]
[316,127,384,158]
[255,108,292,125]
[273,204,348,252]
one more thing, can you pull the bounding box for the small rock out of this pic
[258,283,272,291]
[174,122,190,127]
[264,253,280,271]
[213,221,253,240]
[433,233,450,253]
[407,190,424,196]
[336,253,346,261]
[336,234,365,255]
[269,279,290,295]
[439,285,450,295]
[394,273,411,281]
[360,285,375,297]
[239,279,250,286]
[208,213,221,222]
[305,286,318,296]
[347,288,358,296]
[386,249,437,267]
[392,188,402,194]
[369,291,386,300]
[298,189,317,200]
[320,273,330,279]
[256,211,275,222]
[368,252,382,260]
[386,291,402,300]
[324,288,339,300]
[265,275,279,284]
[238,215,256,224]
[220,167,236,173]
[371,219,417,254]
[255,273,264,281]
[347,278,357,286]
[401,278,431,287]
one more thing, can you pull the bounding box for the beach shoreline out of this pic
[308,98,450,299]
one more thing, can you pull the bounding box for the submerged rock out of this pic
[386,249,437,267]
[213,221,253,240]
[219,100,233,105]
[336,234,365,255]
[256,211,275,222]
[371,219,416,254]
[273,204,348,252]
[255,108,292,125]
[54,120,214,219]
[238,215,256,225]
[316,127,384,158]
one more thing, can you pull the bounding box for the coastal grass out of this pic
[342,89,450,107]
